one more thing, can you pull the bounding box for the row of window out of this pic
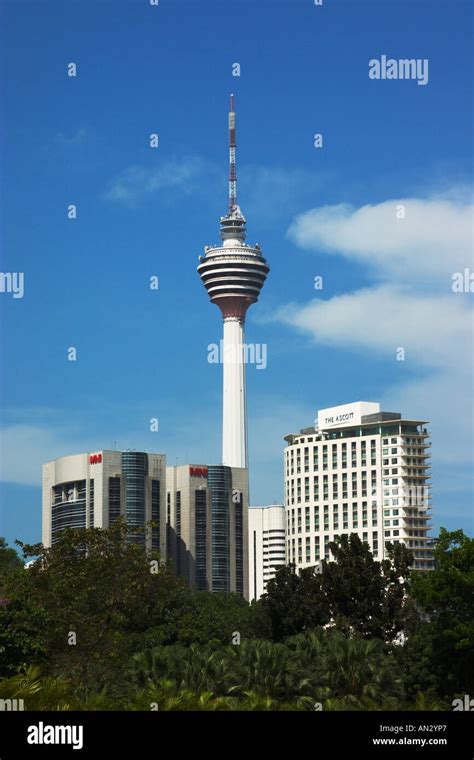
[287,531,379,563]
[287,503,380,533]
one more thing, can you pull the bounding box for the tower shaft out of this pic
[222,317,248,468]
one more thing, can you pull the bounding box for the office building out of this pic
[42,450,166,553]
[166,464,249,597]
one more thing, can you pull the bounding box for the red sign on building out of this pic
[89,453,102,465]
[190,466,208,478]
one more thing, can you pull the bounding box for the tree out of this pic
[256,565,330,641]
[174,591,254,647]
[411,528,474,695]
[395,621,440,703]
[287,628,404,709]
[322,534,413,641]
[1,521,192,689]
[0,538,42,675]
[226,640,306,700]
[0,537,23,577]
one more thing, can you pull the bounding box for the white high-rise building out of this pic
[248,505,286,601]
[284,401,434,572]
[197,95,269,469]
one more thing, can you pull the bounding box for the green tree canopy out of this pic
[322,534,414,641]
[411,528,474,694]
[256,535,414,642]
[1,521,190,686]
[256,564,330,641]
[0,537,23,583]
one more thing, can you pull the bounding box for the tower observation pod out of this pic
[198,95,269,469]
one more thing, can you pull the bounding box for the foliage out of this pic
[256,564,330,641]
[411,529,474,695]
[0,537,23,583]
[0,524,471,710]
[322,534,414,641]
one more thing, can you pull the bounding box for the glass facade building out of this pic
[166,464,249,598]
[208,465,232,592]
[43,451,166,555]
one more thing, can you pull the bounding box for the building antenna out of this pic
[229,93,236,211]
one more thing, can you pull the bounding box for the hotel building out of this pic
[166,464,249,597]
[42,450,166,553]
[284,401,434,572]
[248,504,286,601]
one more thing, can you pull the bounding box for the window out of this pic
[151,480,160,550]
[109,477,121,524]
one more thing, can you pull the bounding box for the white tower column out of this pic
[222,317,248,468]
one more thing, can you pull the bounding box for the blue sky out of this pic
[0,0,472,548]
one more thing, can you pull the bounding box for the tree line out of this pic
[0,524,472,710]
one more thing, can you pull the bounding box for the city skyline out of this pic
[1,0,473,551]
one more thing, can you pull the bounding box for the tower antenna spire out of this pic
[229,93,237,211]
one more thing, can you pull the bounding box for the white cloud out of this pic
[0,403,220,487]
[104,159,332,224]
[54,128,87,146]
[0,425,94,486]
[278,190,474,472]
[277,285,472,373]
[239,165,332,226]
[276,284,473,466]
[104,156,216,203]
[288,195,473,286]
[0,395,308,505]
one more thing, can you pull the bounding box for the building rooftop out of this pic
[284,415,430,444]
